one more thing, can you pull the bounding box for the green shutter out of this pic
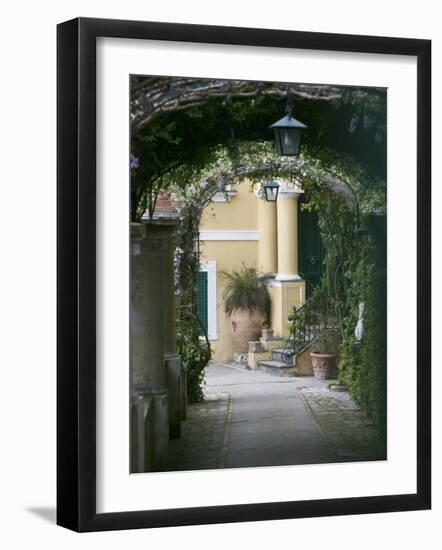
[196,271,208,334]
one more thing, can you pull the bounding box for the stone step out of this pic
[256,360,296,377]
[259,336,283,348]
[271,348,295,365]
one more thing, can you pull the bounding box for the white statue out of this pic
[355,303,365,341]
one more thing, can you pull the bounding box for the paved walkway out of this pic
[164,362,385,472]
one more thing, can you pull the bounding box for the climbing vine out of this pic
[337,216,387,441]
[172,173,220,403]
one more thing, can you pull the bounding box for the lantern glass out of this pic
[273,127,302,156]
[263,181,280,202]
[270,114,307,156]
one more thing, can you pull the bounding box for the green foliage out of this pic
[362,269,387,441]
[338,232,387,441]
[130,94,282,221]
[173,186,213,403]
[311,329,341,354]
[222,266,272,323]
[176,310,211,403]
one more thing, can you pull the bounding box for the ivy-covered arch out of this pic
[163,143,384,412]
[130,76,386,221]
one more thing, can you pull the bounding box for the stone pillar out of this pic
[270,187,306,338]
[130,222,172,472]
[257,197,277,274]
[276,188,303,281]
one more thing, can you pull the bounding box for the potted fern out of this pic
[310,329,341,380]
[222,266,272,352]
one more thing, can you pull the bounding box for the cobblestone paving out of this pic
[163,362,386,472]
[164,390,231,471]
[298,385,386,462]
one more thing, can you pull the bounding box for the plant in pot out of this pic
[310,329,341,380]
[222,266,272,353]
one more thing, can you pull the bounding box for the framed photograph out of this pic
[57,17,431,532]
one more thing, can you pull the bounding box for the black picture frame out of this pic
[57,17,431,532]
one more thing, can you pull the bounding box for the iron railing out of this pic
[285,289,337,356]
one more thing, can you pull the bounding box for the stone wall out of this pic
[130,221,185,472]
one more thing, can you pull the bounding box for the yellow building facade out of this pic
[199,179,306,361]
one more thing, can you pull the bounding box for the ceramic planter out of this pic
[310,352,338,380]
[230,308,266,352]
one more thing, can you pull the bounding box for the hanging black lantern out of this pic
[263,180,280,202]
[270,107,307,156]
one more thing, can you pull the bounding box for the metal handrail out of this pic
[285,289,337,357]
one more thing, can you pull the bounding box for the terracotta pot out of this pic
[230,309,266,352]
[155,193,172,208]
[310,352,338,380]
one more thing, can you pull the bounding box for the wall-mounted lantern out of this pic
[263,180,280,202]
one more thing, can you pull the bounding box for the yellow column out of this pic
[270,187,305,338]
[257,197,277,274]
[276,188,302,281]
